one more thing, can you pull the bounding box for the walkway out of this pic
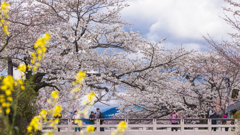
[41,118,239,135]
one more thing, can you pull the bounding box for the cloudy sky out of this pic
[3,0,238,113]
[120,0,236,51]
[94,0,239,112]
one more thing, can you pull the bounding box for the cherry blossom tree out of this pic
[204,0,240,68]
[117,51,240,119]
[0,0,194,112]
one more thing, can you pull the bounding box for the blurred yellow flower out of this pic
[18,64,26,72]
[81,92,96,105]
[117,121,127,131]
[37,48,42,54]
[27,116,42,132]
[5,108,10,114]
[75,71,86,84]
[7,97,12,101]
[74,119,82,126]
[32,66,37,71]
[0,2,10,35]
[86,125,95,133]
[51,90,59,99]
[112,121,127,135]
[36,62,40,67]
[20,85,25,90]
[44,132,53,135]
[3,25,9,35]
[1,2,9,11]
[52,105,62,117]
[70,87,81,94]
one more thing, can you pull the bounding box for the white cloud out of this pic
[161,42,202,51]
[121,0,237,51]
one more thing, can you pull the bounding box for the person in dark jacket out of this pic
[209,106,217,131]
[54,113,62,132]
[96,108,104,131]
[89,111,95,125]
[222,114,229,131]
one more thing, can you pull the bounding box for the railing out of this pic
[41,118,239,135]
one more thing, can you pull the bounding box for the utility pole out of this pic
[226,78,230,118]
[7,56,13,124]
[8,57,13,76]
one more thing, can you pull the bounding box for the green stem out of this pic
[10,87,21,135]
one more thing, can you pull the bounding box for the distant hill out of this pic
[102,107,119,118]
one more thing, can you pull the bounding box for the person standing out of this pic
[89,111,95,125]
[222,114,229,131]
[170,109,179,131]
[54,112,62,132]
[209,106,217,131]
[72,111,81,132]
[96,108,105,131]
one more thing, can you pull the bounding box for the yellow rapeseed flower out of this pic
[31,60,35,64]
[7,97,13,101]
[27,116,42,132]
[54,118,60,124]
[52,105,62,117]
[75,71,86,85]
[117,121,127,131]
[38,55,42,60]
[27,126,32,132]
[0,2,10,35]
[86,125,95,133]
[37,48,42,54]
[44,132,53,135]
[1,2,9,11]
[45,33,51,39]
[5,108,10,114]
[2,75,14,87]
[74,119,82,126]
[3,25,9,35]
[2,102,10,107]
[36,63,40,67]
[76,71,86,78]
[32,66,37,71]
[112,121,127,135]
[51,90,59,99]
[70,87,81,94]
[5,90,11,95]
[18,64,26,72]
[20,85,25,90]
[81,92,96,105]
[31,52,36,58]
[0,98,4,103]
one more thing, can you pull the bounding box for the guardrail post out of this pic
[125,119,128,131]
[40,117,43,131]
[153,119,156,131]
[235,119,238,133]
[181,119,184,134]
[167,120,171,131]
[96,119,100,133]
[67,119,71,132]
[194,119,198,132]
[208,119,211,132]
